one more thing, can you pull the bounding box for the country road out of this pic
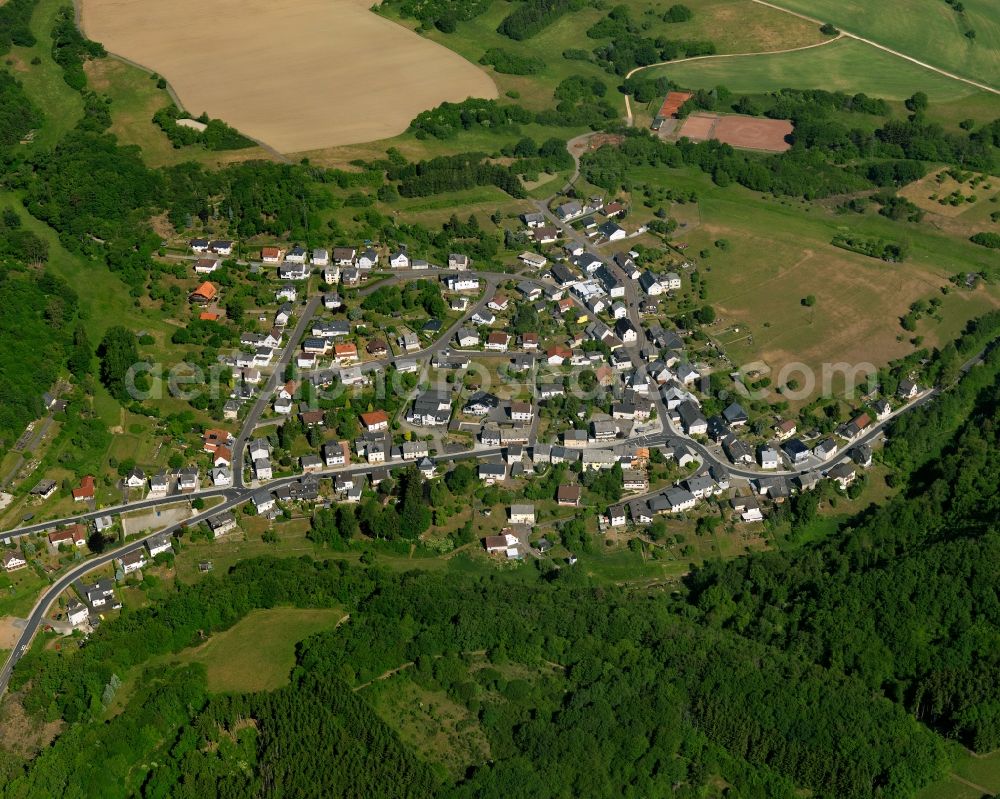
[750,0,998,95]
[622,35,845,126]
[622,1,997,128]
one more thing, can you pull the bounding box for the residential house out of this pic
[194,257,220,274]
[782,439,811,465]
[360,410,390,432]
[621,469,648,491]
[448,253,469,270]
[30,479,58,500]
[252,490,275,514]
[759,446,780,470]
[389,248,410,269]
[532,226,559,244]
[509,401,533,423]
[260,247,283,264]
[446,276,479,292]
[402,440,429,461]
[209,240,233,255]
[607,505,627,527]
[322,441,348,467]
[509,504,535,525]
[723,435,754,465]
[2,551,27,571]
[677,401,708,435]
[685,474,716,499]
[486,332,510,352]
[118,549,147,575]
[333,343,358,364]
[207,512,238,537]
[125,467,146,489]
[639,270,663,296]
[581,449,617,472]
[557,484,581,507]
[254,458,273,480]
[874,399,892,421]
[72,475,95,502]
[407,390,451,426]
[897,379,919,400]
[357,249,379,269]
[478,462,506,484]
[147,533,173,558]
[828,462,857,490]
[664,487,697,514]
[519,252,548,269]
[148,472,169,497]
[300,454,324,473]
[48,525,87,551]
[814,438,838,460]
[597,220,626,241]
[774,419,797,440]
[67,601,89,627]
[85,579,115,606]
[852,444,873,467]
[722,402,748,427]
[312,248,330,267]
[465,391,500,416]
[278,262,309,280]
[615,318,637,344]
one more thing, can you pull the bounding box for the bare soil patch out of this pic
[77,0,497,153]
[679,112,792,151]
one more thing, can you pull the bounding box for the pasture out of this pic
[648,36,990,101]
[627,166,1000,386]
[761,0,1000,88]
[77,0,497,153]
[163,607,346,692]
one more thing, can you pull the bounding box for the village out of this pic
[0,187,930,646]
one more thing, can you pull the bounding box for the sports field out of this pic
[678,113,792,151]
[649,37,989,102]
[77,0,497,153]
[762,0,1000,88]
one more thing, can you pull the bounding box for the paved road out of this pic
[0,198,978,694]
[0,443,503,692]
[232,294,322,488]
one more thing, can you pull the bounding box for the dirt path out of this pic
[949,773,993,794]
[749,0,999,95]
[623,35,845,126]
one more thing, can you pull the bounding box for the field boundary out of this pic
[623,35,845,125]
[749,0,999,94]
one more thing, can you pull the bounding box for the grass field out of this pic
[917,745,1000,799]
[379,0,822,113]
[78,0,497,153]
[762,0,1000,88]
[82,58,273,168]
[647,37,994,102]
[161,607,346,692]
[6,0,84,150]
[627,167,1000,385]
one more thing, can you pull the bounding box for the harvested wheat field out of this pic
[78,0,497,153]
